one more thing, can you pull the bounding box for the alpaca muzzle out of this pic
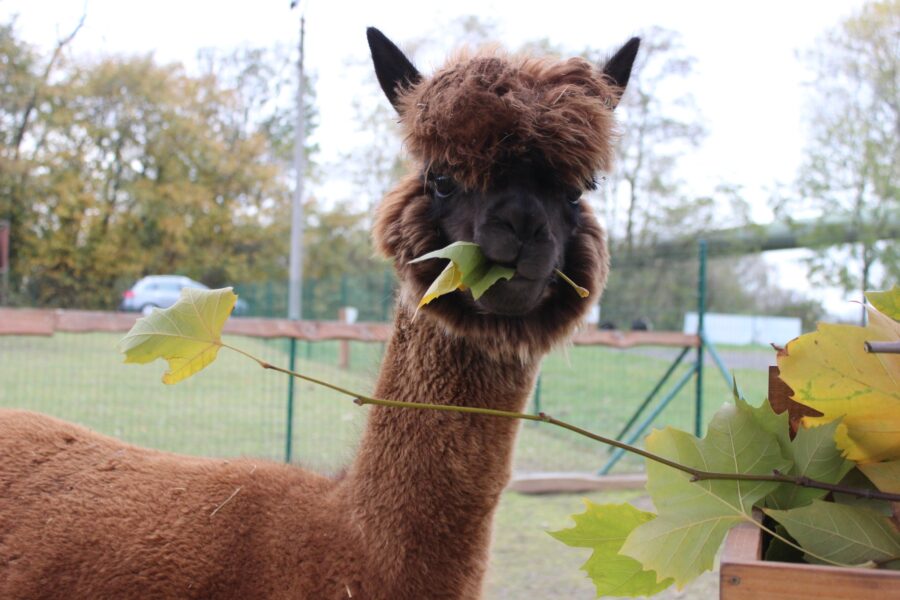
[469,193,559,316]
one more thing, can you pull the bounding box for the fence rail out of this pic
[0,307,698,348]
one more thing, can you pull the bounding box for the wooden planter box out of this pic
[720,519,900,599]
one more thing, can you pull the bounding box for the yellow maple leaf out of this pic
[117,287,236,384]
[777,286,900,463]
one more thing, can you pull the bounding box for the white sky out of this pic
[2,0,869,319]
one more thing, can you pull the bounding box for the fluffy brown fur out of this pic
[397,50,619,191]
[0,35,628,599]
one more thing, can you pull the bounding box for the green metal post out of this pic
[533,372,543,415]
[285,337,297,463]
[695,240,707,438]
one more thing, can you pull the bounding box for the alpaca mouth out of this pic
[472,273,550,316]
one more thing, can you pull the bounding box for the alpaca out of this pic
[0,28,638,599]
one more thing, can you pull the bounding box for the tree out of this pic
[778,0,899,322]
[586,27,707,258]
[0,18,317,309]
[0,16,82,303]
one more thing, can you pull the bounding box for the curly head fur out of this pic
[397,49,620,191]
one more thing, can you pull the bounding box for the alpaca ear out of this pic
[601,37,640,109]
[367,27,422,113]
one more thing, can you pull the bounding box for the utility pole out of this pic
[287,2,306,320]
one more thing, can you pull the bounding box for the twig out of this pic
[864,341,900,354]
[221,344,900,503]
[210,486,242,517]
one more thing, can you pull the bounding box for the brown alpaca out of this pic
[0,28,638,599]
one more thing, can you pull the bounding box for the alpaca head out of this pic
[368,28,639,359]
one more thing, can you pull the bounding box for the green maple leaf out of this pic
[410,241,589,310]
[742,395,852,509]
[762,417,854,510]
[765,500,900,568]
[117,287,236,384]
[550,501,673,597]
[740,392,852,509]
[410,242,515,309]
[619,401,792,588]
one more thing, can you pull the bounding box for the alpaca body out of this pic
[0,27,637,598]
[0,409,348,599]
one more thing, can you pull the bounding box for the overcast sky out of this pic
[2,0,869,318]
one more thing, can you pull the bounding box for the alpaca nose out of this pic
[474,193,550,269]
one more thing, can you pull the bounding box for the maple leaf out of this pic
[739,389,852,509]
[765,500,900,568]
[777,286,900,463]
[410,242,514,310]
[117,287,236,384]
[550,501,673,597]
[859,460,900,494]
[410,241,589,310]
[619,400,791,588]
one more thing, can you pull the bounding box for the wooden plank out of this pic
[720,517,900,599]
[223,318,391,341]
[55,309,138,332]
[573,329,700,348]
[0,308,56,336]
[507,472,647,494]
[1,307,694,348]
[720,558,900,599]
[0,307,394,342]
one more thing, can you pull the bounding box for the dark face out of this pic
[426,165,585,316]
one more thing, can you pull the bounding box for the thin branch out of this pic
[12,12,86,159]
[221,344,900,503]
[865,341,900,354]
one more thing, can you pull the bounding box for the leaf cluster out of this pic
[553,286,900,596]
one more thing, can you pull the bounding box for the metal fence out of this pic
[234,271,396,322]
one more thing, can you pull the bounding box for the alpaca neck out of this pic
[343,305,540,596]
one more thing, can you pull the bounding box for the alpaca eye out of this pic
[432,175,458,199]
[566,188,582,205]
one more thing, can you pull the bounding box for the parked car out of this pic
[119,275,248,315]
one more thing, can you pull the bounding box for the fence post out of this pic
[695,240,707,438]
[285,336,297,463]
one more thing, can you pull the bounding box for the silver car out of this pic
[120,275,248,315]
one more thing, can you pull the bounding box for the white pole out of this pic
[287,10,306,320]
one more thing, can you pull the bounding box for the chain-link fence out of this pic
[234,271,396,322]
